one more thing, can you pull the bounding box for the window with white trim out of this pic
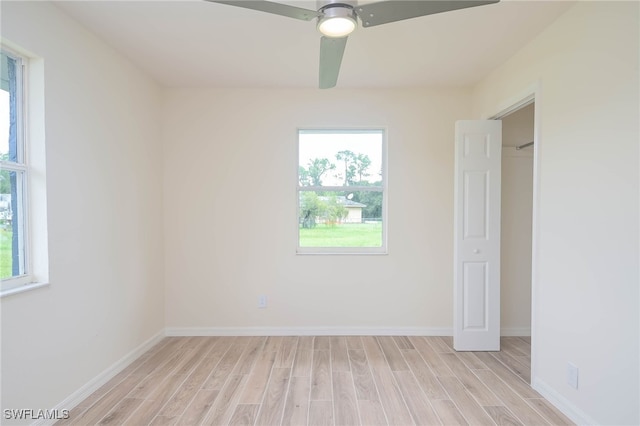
[297,129,386,254]
[1,49,30,291]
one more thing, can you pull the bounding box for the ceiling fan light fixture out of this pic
[317,5,357,38]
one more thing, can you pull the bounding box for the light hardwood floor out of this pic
[57,336,573,425]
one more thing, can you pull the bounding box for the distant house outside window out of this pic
[297,129,387,254]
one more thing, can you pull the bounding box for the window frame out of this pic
[296,128,388,255]
[1,47,33,292]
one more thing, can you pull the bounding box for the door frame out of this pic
[485,85,540,383]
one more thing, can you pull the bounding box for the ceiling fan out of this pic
[206,0,499,89]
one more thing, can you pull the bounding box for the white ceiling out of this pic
[54,0,574,89]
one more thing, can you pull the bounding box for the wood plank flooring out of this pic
[57,336,573,425]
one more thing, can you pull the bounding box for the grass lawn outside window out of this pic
[0,228,12,278]
[299,222,382,247]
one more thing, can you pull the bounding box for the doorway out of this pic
[499,101,535,383]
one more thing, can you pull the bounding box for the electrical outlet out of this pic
[258,295,267,309]
[567,363,579,389]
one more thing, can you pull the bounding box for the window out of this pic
[297,129,386,254]
[1,49,31,291]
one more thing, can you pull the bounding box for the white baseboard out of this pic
[500,327,531,336]
[31,329,165,426]
[165,326,453,337]
[166,326,531,337]
[532,377,598,426]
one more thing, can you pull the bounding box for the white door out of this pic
[453,120,502,351]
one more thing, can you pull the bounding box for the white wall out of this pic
[162,88,471,332]
[473,2,639,425]
[0,1,164,420]
[501,104,534,333]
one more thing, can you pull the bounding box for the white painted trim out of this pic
[165,326,529,337]
[532,378,598,426]
[485,84,537,120]
[500,327,531,337]
[0,281,49,298]
[529,87,541,394]
[165,326,453,337]
[31,330,166,426]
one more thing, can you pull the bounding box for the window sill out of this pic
[1,281,50,298]
[296,250,389,255]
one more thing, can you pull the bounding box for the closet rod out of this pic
[516,141,534,150]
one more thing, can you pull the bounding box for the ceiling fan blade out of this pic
[355,0,499,28]
[206,0,322,21]
[319,36,348,89]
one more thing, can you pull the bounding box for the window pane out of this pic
[1,51,19,163]
[298,190,383,248]
[0,87,8,159]
[299,130,383,187]
[0,169,25,279]
[1,50,26,281]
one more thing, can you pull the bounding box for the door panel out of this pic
[463,171,489,239]
[463,262,488,329]
[454,120,502,351]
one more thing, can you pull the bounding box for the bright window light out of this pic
[297,129,387,255]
